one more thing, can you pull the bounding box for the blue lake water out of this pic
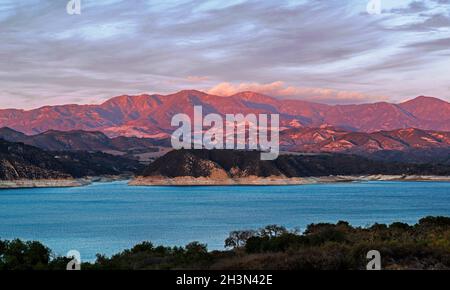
[0,181,449,261]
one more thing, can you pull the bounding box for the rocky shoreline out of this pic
[0,175,132,189]
[129,175,450,186]
[2,175,450,189]
[0,178,91,189]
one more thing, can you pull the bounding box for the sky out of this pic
[0,0,450,109]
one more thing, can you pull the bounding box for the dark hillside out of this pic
[0,139,144,180]
[143,149,450,178]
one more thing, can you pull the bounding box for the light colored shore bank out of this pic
[0,175,131,189]
[0,178,91,189]
[129,175,450,186]
[2,175,450,189]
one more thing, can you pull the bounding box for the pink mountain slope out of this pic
[0,91,449,137]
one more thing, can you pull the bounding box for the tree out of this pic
[24,241,50,267]
[260,225,288,238]
[0,239,51,270]
[185,242,208,255]
[225,230,257,249]
[0,239,6,255]
[185,242,209,262]
[131,241,154,254]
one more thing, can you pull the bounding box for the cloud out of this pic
[186,76,210,82]
[387,0,450,31]
[0,0,449,109]
[406,37,450,51]
[390,1,430,14]
[208,81,390,104]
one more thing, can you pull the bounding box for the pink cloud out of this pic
[207,81,391,104]
[186,75,210,82]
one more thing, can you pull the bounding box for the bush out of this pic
[0,239,51,270]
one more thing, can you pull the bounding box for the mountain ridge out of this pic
[280,127,450,153]
[0,91,449,137]
[140,149,450,180]
[1,125,449,162]
[0,127,168,152]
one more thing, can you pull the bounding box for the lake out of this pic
[1,181,449,261]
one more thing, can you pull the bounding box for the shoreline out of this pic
[129,175,450,186]
[0,175,131,189]
[2,175,450,189]
[0,178,91,189]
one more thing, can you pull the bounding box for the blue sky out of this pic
[0,0,449,109]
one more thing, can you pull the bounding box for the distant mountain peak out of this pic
[402,95,448,104]
[102,93,160,105]
[399,95,450,122]
[172,89,208,97]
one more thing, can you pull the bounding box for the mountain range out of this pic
[0,127,167,152]
[1,90,449,137]
[1,125,449,161]
[280,126,450,153]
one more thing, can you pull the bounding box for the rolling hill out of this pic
[141,149,450,179]
[1,125,449,164]
[0,139,144,180]
[0,127,167,152]
[280,127,450,153]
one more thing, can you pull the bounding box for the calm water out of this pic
[0,181,449,261]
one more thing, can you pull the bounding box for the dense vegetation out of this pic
[275,153,450,177]
[51,151,144,178]
[2,216,450,270]
[369,148,450,165]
